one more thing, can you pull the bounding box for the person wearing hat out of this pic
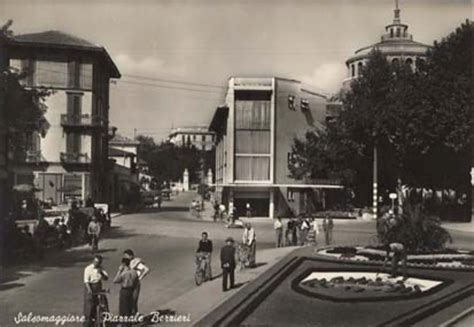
[220,237,236,291]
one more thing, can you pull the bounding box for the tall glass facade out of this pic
[234,91,271,181]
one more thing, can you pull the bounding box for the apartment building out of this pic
[168,126,215,151]
[210,77,342,218]
[5,30,120,204]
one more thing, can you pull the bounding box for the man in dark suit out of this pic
[220,237,236,292]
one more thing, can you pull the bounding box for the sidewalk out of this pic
[158,245,299,326]
[442,221,474,234]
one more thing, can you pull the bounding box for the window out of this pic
[234,91,271,181]
[202,135,206,141]
[390,29,394,38]
[67,61,93,90]
[182,135,185,144]
[66,132,81,154]
[193,135,196,141]
[287,188,295,202]
[357,62,363,76]
[67,93,82,123]
[20,59,35,87]
[392,58,400,65]
[63,174,82,198]
[35,61,68,88]
[351,64,355,77]
[405,58,413,65]
[288,95,295,110]
[396,28,401,37]
[301,98,309,111]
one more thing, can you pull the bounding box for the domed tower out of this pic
[343,0,431,89]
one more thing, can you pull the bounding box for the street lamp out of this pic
[389,192,397,213]
[372,132,378,219]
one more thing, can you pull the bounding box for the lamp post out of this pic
[373,144,378,218]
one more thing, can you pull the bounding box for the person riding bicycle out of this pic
[196,232,213,280]
[84,255,109,327]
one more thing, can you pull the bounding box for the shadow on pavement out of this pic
[250,262,267,269]
[103,226,140,240]
[233,282,248,289]
[0,227,131,292]
[0,282,25,291]
[139,206,190,214]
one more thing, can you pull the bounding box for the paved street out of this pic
[1,191,472,326]
[0,192,276,326]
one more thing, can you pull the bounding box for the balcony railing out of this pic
[60,152,90,164]
[60,114,102,128]
[25,150,43,163]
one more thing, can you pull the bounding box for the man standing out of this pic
[311,218,320,246]
[83,255,108,327]
[219,203,226,221]
[34,214,49,259]
[299,217,310,246]
[196,232,213,280]
[123,249,150,315]
[243,223,256,267]
[220,237,236,291]
[383,242,407,279]
[246,203,252,218]
[274,217,283,248]
[323,216,334,245]
[87,216,101,251]
[113,257,139,321]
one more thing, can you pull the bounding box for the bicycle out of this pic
[195,253,210,285]
[92,289,109,327]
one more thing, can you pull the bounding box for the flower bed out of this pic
[297,271,443,301]
[317,246,474,270]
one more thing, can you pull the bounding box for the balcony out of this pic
[60,152,90,165]
[60,114,103,130]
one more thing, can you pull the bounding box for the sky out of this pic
[0,0,470,141]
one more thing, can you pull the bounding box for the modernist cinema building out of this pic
[209,3,431,219]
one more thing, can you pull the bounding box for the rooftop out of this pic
[109,134,140,145]
[8,30,121,78]
[169,126,215,135]
[346,2,430,65]
[12,30,99,49]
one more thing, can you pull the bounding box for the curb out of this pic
[194,248,301,327]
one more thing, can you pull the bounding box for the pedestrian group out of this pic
[83,249,150,327]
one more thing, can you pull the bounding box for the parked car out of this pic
[142,190,161,206]
[43,208,70,226]
[161,189,172,200]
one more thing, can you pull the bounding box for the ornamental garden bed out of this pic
[296,271,444,301]
[316,246,474,269]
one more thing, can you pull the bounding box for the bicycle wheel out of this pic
[195,269,204,286]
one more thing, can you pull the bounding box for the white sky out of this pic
[1,0,470,141]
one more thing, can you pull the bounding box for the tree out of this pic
[289,21,472,220]
[1,21,51,163]
[136,136,204,185]
[3,69,51,162]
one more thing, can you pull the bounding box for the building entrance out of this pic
[234,198,269,217]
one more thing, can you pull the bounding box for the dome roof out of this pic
[346,1,431,65]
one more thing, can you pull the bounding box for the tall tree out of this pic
[289,21,472,220]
